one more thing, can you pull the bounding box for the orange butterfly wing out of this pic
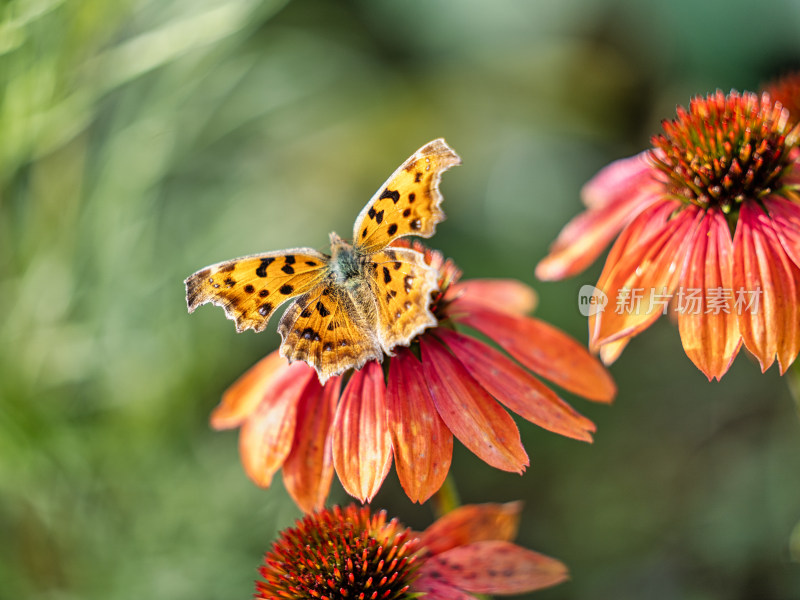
[278,281,382,383]
[185,248,329,333]
[366,246,439,351]
[352,138,461,254]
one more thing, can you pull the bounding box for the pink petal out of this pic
[454,304,615,402]
[211,351,287,430]
[419,540,569,594]
[331,362,392,502]
[437,329,596,442]
[591,204,703,348]
[386,348,453,504]
[238,363,315,488]
[446,279,537,316]
[733,202,800,373]
[419,502,522,556]
[420,338,529,473]
[677,209,742,380]
[412,578,477,600]
[764,196,800,270]
[282,376,341,513]
[535,151,662,280]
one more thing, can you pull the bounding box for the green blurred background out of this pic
[3,0,800,598]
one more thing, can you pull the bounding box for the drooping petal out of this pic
[453,305,615,402]
[764,195,800,270]
[446,279,537,316]
[211,351,287,430]
[386,348,453,504]
[436,329,596,442]
[591,204,703,349]
[282,376,341,513]
[332,362,392,502]
[535,151,662,280]
[419,540,569,594]
[419,502,522,556]
[588,198,681,357]
[420,338,528,473]
[412,578,477,600]
[238,363,316,488]
[677,209,742,380]
[733,202,800,372]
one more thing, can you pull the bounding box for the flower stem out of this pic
[788,361,800,417]
[432,474,461,518]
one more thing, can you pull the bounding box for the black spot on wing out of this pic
[387,223,398,236]
[280,284,294,295]
[379,188,400,204]
[282,264,295,275]
[256,258,274,278]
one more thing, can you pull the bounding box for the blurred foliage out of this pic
[2,0,800,598]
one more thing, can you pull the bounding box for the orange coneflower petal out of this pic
[386,348,453,504]
[733,202,800,372]
[419,541,569,594]
[598,338,629,364]
[677,209,741,380]
[420,338,529,473]
[453,305,615,403]
[592,204,703,349]
[238,363,315,488]
[446,279,537,316]
[436,329,596,442]
[282,376,341,513]
[535,152,661,280]
[332,361,392,503]
[764,196,800,270]
[419,502,521,556]
[211,351,287,430]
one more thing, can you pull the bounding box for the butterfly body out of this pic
[186,139,461,383]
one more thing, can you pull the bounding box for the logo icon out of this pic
[578,285,607,316]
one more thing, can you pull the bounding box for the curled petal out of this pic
[591,204,703,349]
[238,363,316,488]
[454,305,615,402]
[598,337,629,365]
[733,202,800,372]
[420,338,529,473]
[437,329,596,442]
[419,502,522,556]
[419,540,569,594]
[332,362,392,502]
[211,351,287,430]
[386,348,453,504]
[764,196,800,270]
[677,209,741,380]
[536,151,661,280]
[282,377,341,513]
[447,279,537,316]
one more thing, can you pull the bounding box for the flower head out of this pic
[214,243,615,511]
[536,90,800,380]
[255,503,567,600]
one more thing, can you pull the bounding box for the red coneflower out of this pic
[536,90,800,380]
[213,243,616,511]
[255,502,567,600]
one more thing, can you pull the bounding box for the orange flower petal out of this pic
[386,348,453,504]
[420,337,529,473]
[238,363,316,488]
[535,152,661,280]
[592,204,703,348]
[453,305,615,403]
[419,540,569,594]
[733,202,800,372]
[332,362,392,503]
[598,337,629,365]
[412,579,476,600]
[211,351,287,430]
[419,501,522,556]
[447,279,537,316]
[764,196,800,270]
[436,329,596,442]
[677,209,742,380]
[282,376,341,513]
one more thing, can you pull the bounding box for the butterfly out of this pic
[185,138,461,383]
